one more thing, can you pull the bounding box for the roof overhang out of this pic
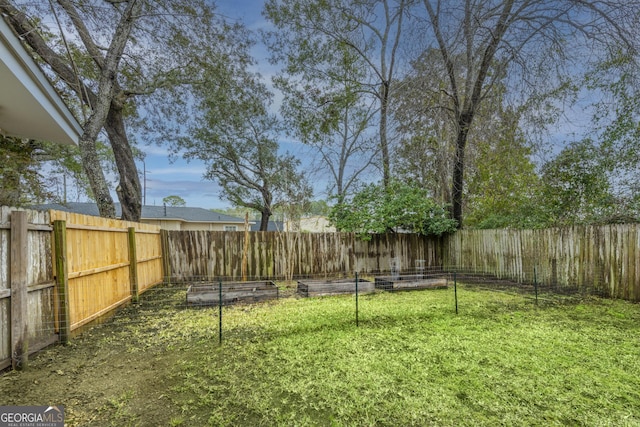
[0,15,82,145]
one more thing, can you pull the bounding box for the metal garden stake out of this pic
[219,280,223,344]
[355,271,359,327]
[454,271,458,315]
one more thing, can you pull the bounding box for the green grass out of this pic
[153,286,640,426]
[3,284,639,426]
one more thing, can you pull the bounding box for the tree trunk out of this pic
[259,210,271,231]
[380,81,391,188]
[105,105,142,221]
[79,118,116,218]
[75,0,142,218]
[451,115,472,228]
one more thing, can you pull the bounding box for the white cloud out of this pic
[141,144,171,156]
[149,165,206,176]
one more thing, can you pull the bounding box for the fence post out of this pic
[128,227,139,303]
[53,220,70,345]
[10,210,28,370]
[454,271,458,315]
[355,271,359,327]
[534,266,538,306]
[160,230,172,283]
[219,280,223,345]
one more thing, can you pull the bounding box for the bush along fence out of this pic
[0,207,163,371]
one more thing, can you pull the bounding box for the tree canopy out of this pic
[177,58,312,231]
[162,195,187,207]
[1,0,250,220]
[3,0,640,231]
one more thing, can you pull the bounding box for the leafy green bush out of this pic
[329,180,457,238]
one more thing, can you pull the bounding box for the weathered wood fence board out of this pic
[163,230,443,280]
[0,207,56,370]
[444,225,640,301]
[165,226,640,301]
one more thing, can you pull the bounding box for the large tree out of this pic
[418,0,639,227]
[276,45,379,202]
[264,0,408,187]
[1,0,246,221]
[178,66,312,231]
[393,48,543,227]
[540,139,621,225]
[2,0,142,218]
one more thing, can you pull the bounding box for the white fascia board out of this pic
[0,16,82,145]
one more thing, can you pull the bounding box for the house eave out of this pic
[0,15,82,145]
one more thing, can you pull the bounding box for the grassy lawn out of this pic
[2,284,640,426]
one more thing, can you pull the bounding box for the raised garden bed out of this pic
[297,278,374,297]
[374,274,448,292]
[186,281,279,306]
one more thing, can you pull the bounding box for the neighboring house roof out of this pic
[251,220,284,232]
[31,202,253,225]
[0,15,81,145]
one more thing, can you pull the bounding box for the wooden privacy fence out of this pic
[3,208,640,371]
[1,207,164,371]
[50,210,163,339]
[0,208,56,371]
[162,230,443,280]
[444,225,640,301]
[165,225,640,302]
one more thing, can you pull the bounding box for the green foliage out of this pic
[179,61,311,229]
[162,195,186,207]
[307,199,331,216]
[539,139,637,225]
[0,136,90,205]
[329,180,457,238]
[0,136,49,206]
[464,125,547,229]
[580,53,640,223]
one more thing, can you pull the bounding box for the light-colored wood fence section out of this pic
[444,225,640,301]
[163,230,442,280]
[134,228,164,293]
[0,207,56,370]
[50,210,163,332]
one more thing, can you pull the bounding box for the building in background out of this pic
[285,216,336,233]
[32,203,254,231]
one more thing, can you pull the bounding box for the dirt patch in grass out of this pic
[0,285,195,426]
